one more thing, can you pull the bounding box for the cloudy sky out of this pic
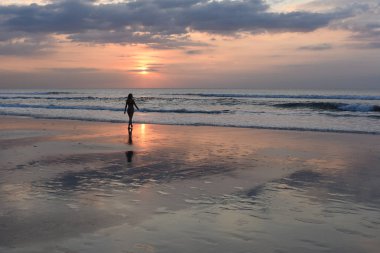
[0,0,379,89]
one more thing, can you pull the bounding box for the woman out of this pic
[124,93,139,128]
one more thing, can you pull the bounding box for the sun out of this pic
[138,66,149,75]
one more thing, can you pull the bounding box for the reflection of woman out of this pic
[124,93,139,128]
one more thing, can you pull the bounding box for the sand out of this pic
[0,116,379,253]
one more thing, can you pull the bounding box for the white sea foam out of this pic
[338,104,378,112]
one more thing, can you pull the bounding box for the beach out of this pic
[0,116,380,253]
[1,0,380,251]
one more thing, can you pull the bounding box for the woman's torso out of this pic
[126,99,134,110]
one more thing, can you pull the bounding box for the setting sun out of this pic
[139,66,149,75]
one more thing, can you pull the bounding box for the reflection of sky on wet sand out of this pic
[0,119,380,252]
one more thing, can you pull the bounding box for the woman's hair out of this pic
[127,93,133,100]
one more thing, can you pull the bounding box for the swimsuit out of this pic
[126,99,135,115]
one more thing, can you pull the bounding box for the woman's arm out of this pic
[124,101,127,114]
[134,101,139,110]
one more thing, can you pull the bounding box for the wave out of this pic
[0,95,211,102]
[174,93,380,101]
[33,91,75,95]
[275,102,380,112]
[0,112,378,135]
[0,103,121,112]
[0,96,193,102]
[0,103,227,114]
[0,91,75,95]
[3,91,380,102]
[339,104,380,112]
[0,96,118,100]
[141,108,228,114]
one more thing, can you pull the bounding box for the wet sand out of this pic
[0,116,380,253]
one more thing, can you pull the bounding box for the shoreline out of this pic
[0,114,378,135]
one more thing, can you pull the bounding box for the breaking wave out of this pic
[275,102,380,112]
[0,96,118,101]
[0,91,75,95]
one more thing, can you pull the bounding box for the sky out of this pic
[0,0,379,89]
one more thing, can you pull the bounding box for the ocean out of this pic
[0,89,379,134]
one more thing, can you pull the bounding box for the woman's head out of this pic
[128,93,133,99]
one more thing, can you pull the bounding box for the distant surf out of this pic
[171,93,380,101]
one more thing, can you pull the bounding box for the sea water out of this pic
[0,89,379,134]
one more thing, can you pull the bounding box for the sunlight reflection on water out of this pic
[0,122,379,252]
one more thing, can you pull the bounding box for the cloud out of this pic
[346,21,380,45]
[0,0,348,54]
[0,35,54,56]
[0,67,130,88]
[185,50,204,55]
[302,0,380,49]
[39,67,100,73]
[347,41,380,50]
[298,43,332,51]
[363,42,380,49]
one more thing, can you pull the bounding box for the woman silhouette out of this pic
[124,93,139,128]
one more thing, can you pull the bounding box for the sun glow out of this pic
[139,66,149,75]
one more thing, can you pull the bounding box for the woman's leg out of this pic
[127,110,134,127]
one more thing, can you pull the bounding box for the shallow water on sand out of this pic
[0,119,379,253]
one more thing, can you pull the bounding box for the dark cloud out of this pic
[185,50,204,55]
[40,67,100,73]
[0,38,51,56]
[0,31,54,56]
[0,0,347,54]
[298,43,332,51]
